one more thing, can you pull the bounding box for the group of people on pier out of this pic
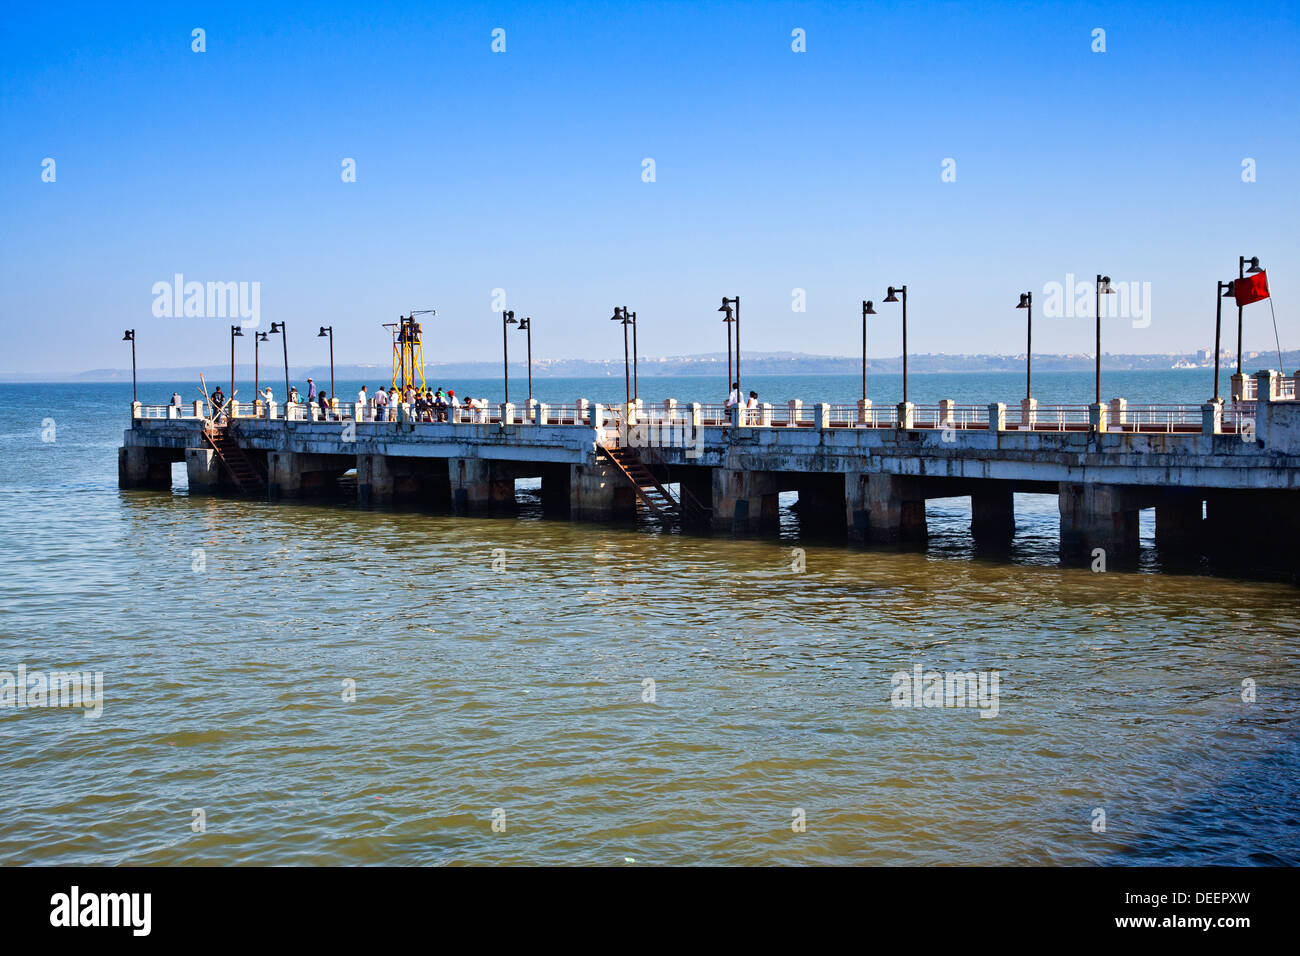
[195,378,491,422]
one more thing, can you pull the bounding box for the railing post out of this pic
[789,399,803,427]
[502,402,515,425]
[537,403,549,425]
[689,402,702,430]
[760,402,773,427]
[896,401,915,429]
[167,404,179,419]
[730,404,741,428]
[230,400,241,419]
[816,402,830,429]
[1256,369,1279,401]
[938,398,955,426]
[1020,397,1037,428]
[664,398,677,418]
[1109,397,1127,429]
[1088,403,1108,433]
[591,403,605,433]
[1230,373,1247,401]
[1202,399,1223,435]
[577,398,590,424]
[192,400,205,419]
[987,402,1006,432]
[133,401,143,419]
[856,398,871,426]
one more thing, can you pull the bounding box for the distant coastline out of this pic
[1,349,1293,384]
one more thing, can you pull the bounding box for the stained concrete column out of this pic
[971,483,1015,543]
[859,473,927,542]
[1154,491,1204,551]
[358,454,450,508]
[185,447,222,493]
[268,451,304,499]
[712,468,781,533]
[449,458,516,513]
[569,461,636,522]
[1059,482,1139,562]
[118,446,172,489]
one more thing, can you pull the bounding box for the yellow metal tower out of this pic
[384,310,434,389]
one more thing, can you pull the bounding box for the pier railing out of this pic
[128,391,1273,438]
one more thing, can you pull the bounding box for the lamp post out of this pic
[1214,280,1234,402]
[1093,275,1115,405]
[317,325,334,401]
[718,296,740,397]
[502,310,516,407]
[1016,292,1033,401]
[516,317,533,404]
[269,322,289,419]
[860,300,876,402]
[122,330,136,403]
[628,309,639,401]
[230,324,244,399]
[1236,255,1263,377]
[254,331,268,404]
[611,307,632,409]
[718,300,736,396]
[882,285,908,403]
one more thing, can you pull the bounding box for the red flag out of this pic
[1232,270,1270,305]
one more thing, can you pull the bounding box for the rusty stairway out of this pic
[597,443,710,524]
[203,424,267,495]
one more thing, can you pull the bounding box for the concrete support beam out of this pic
[118,446,173,490]
[268,451,304,499]
[971,484,1015,543]
[569,461,636,522]
[846,474,928,542]
[448,458,515,513]
[357,454,452,508]
[1059,483,1139,562]
[712,468,781,534]
[185,447,222,493]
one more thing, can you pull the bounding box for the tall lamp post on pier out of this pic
[1093,274,1114,405]
[611,307,632,410]
[122,330,136,403]
[719,296,740,397]
[268,322,289,418]
[1016,292,1033,400]
[515,316,533,405]
[628,309,639,401]
[860,300,876,402]
[229,325,244,400]
[502,310,517,408]
[1214,280,1234,402]
[317,325,334,401]
[882,285,909,403]
[1235,255,1263,380]
[254,331,268,405]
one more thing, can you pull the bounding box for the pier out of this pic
[119,369,1300,567]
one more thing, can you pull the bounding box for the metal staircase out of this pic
[203,424,266,495]
[598,442,711,524]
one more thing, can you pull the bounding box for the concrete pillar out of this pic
[356,454,448,507]
[1109,397,1128,429]
[861,474,927,542]
[193,400,205,418]
[118,446,172,489]
[1155,491,1204,552]
[1230,373,1247,401]
[897,402,915,429]
[1202,399,1223,435]
[664,398,677,417]
[689,402,702,430]
[789,399,803,426]
[577,398,590,424]
[449,458,515,513]
[816,402,830,429]
[526,398,538,423]
[1059,483,1139,562]
[856,398,871,426]
[987,402,1006,432]
[711,468,780,533]
[229,400,241,419]
[185,447,222,493]
[1256,369,1279,402]
[938,399,955,425]
[1088,403,1109,432]
[536,403,549,425]
[760,402,773,426]
[267,451,303,499]
[971,484,1015,543]
[569,461,636,522]
[1020,397,1038,428]
[132,401,142,419]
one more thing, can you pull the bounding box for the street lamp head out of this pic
[504,310,516,323]
[1224,280,1237,297]
[122,330,134,341]
[1245,256,1263,274]
[232,325,244,337]
[862,300,876,315]
[269,322,283,334]
[257,331,268,341]
[883,287,900,303]
[517,317,530,330]
[1016,293,1031,309]
[317,326,329,337]
[718,302,734,321]
[1099,276,1115,293]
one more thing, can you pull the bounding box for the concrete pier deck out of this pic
[119,369,1300,568]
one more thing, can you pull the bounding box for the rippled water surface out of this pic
[1,376,1297,865]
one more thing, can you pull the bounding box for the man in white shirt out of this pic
[374,387,388,420]
[725,382,740,409]
[357,385,369,420]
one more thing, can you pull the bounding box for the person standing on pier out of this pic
[725,382,740,410]
[357,385,369,421]
[306,378,316,401]
[318,390,330,421]
[210,386,225,418]
[170,392,182,408]
[374,386,388,421]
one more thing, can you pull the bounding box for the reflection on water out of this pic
[0,381,1296,865]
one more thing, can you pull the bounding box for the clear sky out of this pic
[2,0,1297,374]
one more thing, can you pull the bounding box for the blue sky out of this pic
[2,0,1297,373]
